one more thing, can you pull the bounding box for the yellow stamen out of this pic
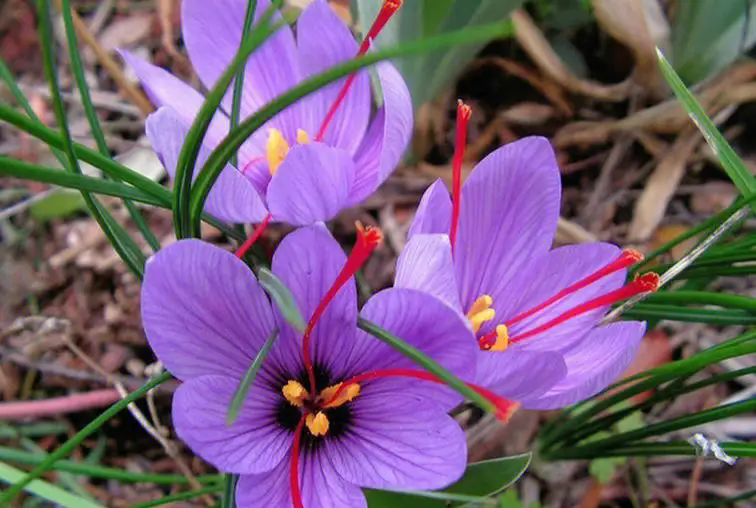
[266,128,289,175]
[489,324,509,352]
[469,309,495,333]
[467,295,493,317]
[282,380,308,407]
[320,382,360,409]
[466,295,495,333]
[296,128,310,144]
[305,412,329,436]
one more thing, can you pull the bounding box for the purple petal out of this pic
[181,0,305,141]
[522,321,646,409]
[236,449,367,508]
[495,243,625,353]
[348,61,412,205]
[296,0,370,154]
[146,107,268,223]
[474,348,567,401]
[407,179,452,239]
[141,240,275,380]
[394,234,462,313]
[268,225,357,381]
[455,137,561,311]
[356,288,475,380]
[172,375,288,474]
[327,390,466,491]
[267,143,355,225]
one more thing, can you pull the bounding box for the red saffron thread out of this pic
[449,100,471,254]
[507,272,660,344]
[290,416,306,508]
[302,223,383,392]
[315,0,402,141]
[325,368,516,421]
[506,249,643,326]
[234,213,273,259]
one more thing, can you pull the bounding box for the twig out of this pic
[61,338,213,505]
[0,389,120,419]
[0,190,58,221]
[601,205,751,323]
[0,345,174,393]
[53,0,153,115]
[687,456,704,507]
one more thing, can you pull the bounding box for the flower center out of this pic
[474,250,658,350]
[265,128,310,175]
[281,380,361,436]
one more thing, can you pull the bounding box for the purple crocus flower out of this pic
[140,224,475,507]
[122,0,411,226]
[396,125,656,409]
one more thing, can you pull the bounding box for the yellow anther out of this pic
[296,128,310,144]
[305,412,329,436]
[266,128,290,175]
[321,382,360,408]
[466,295,496,333]
[469,309,495,333]
[489,324,509,352]
[466,295,493,318]
[282,380,308,407]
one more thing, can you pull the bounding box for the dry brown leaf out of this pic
[512,9,633,102]
[650,224,699,262]
[628,129,700,241]
[690,181,738,215]
[97,12,153,52]
[591,0,669,98]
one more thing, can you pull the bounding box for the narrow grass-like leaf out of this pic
[60,0,160,252]
[36,0,146,277]
[230,0,258,168]
[189,19,512,235]
[0,422,68,439]
[0,461,103,508]
[550,366,756,449]
[227,329,278,426]
[258,268,306,332]
[624,304,756,325]
[549,398,756,457]
[692,488,756,508]
[357,317,497,415]
[544,441,756,460]
[174,3,282,238]
[0,445,220,484]
[0,371,172,504]
[0,104,172,204]
[133,485,224,508]
[220,473,239,508]
[632,193,756,273]
[0,157,167,207]
[657,49,756,204]
[365,453,530,508]
[539,331,756,448]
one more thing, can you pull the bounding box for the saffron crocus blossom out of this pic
[398,122,655,409]
[141,225,476,507]
[122,0,411,226]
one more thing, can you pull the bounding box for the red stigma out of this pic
[450,100,471,254]
[358,0,402,54]
[506,249,644,326]
[327,367,516,422]
[302,223,383,392]
[315,0,402,141]
[509,272,659,344]
[235,213,273,259]
[290,416,305,508]
[478,332,496,351]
